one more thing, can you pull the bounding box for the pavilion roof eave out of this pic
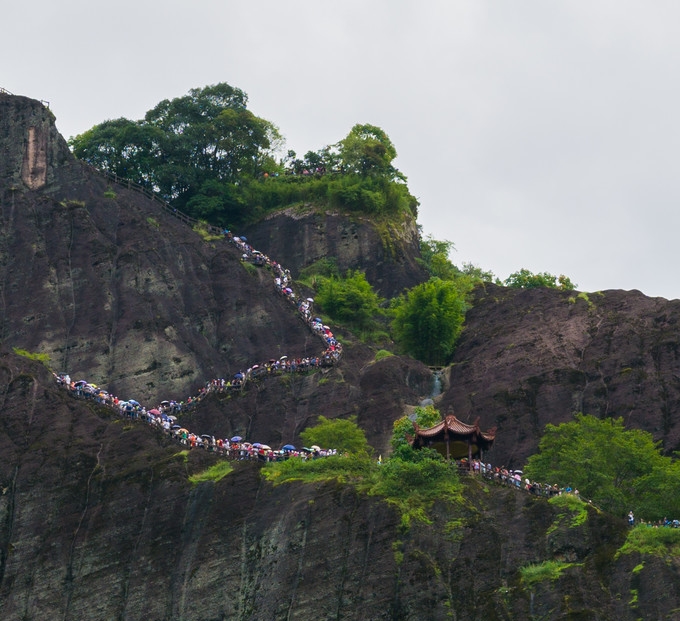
[411,414,496,449]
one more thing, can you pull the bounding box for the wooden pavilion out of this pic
[410,414,496,464]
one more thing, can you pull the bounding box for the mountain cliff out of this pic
[442,284,680,467]
[2,353,679,621]
[3,92,680,620]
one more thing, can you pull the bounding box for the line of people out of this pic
[54,227,343,459]
[459,458,587,501]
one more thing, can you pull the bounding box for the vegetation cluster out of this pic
[262,413,463,528]
[524,413,680,522]
[69,83,417,229]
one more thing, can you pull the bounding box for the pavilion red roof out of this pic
[411,414,496,451]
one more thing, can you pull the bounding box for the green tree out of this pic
[69,118,163,188]
[338,123,402,180]
[70,83,280,214]
[460,262,497,283]
[184,178,248,225]
[417,235,459,281]
[392,405,442,450]
[634,460,680,521]
[524,414,671,518]
[300,415,371,455]
[504,268,576,290]
[315,270,384,332]
[416,233,496,284]
[391,278,468,366]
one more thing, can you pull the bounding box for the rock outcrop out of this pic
[243,205,428,297]
[0,93,75,190]
[441,284,680,467]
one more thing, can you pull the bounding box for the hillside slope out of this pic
[441,284,680,467]
[0,91,434,452]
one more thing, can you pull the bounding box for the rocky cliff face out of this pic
[0,93,74,190]
[3,93,680,620]
[440,284,680,468]
[0,94,437,457]
[242,205,428,297]
[0,94,431,419]
[1,354,678,621]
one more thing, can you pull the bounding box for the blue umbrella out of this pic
[282,444,296,451]
[231,436,242,442]
[128,399,140,406]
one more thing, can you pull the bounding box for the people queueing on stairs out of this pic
[54,225,342,464]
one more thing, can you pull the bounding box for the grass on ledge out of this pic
[520,560,575,587]
[616,526,680,559]
[262,450,463,529]
[547,494,590,532]
[189,461,233,484]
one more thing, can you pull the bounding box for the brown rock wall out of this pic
[1,357,677,620]
[5,92,680,620]
[442,284,680,467]
[243,206,428,297]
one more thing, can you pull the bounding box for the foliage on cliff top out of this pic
[417,232,577,292]
[69,83,418,229]
[504,268,576,290]
[616,525,680,558]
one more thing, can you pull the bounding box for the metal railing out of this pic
[88,166,223,235]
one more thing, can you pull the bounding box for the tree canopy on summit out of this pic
[70,84,280,213]
[69,83,417,228]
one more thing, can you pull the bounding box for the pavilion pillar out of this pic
[468,440,472,472]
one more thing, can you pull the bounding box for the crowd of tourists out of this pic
[460,459,680,527]
[458,458,586,500]
[54,227,343,461]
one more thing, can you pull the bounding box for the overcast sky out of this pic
[4,1,680,299]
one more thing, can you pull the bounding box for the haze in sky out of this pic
[4,1,680,299]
